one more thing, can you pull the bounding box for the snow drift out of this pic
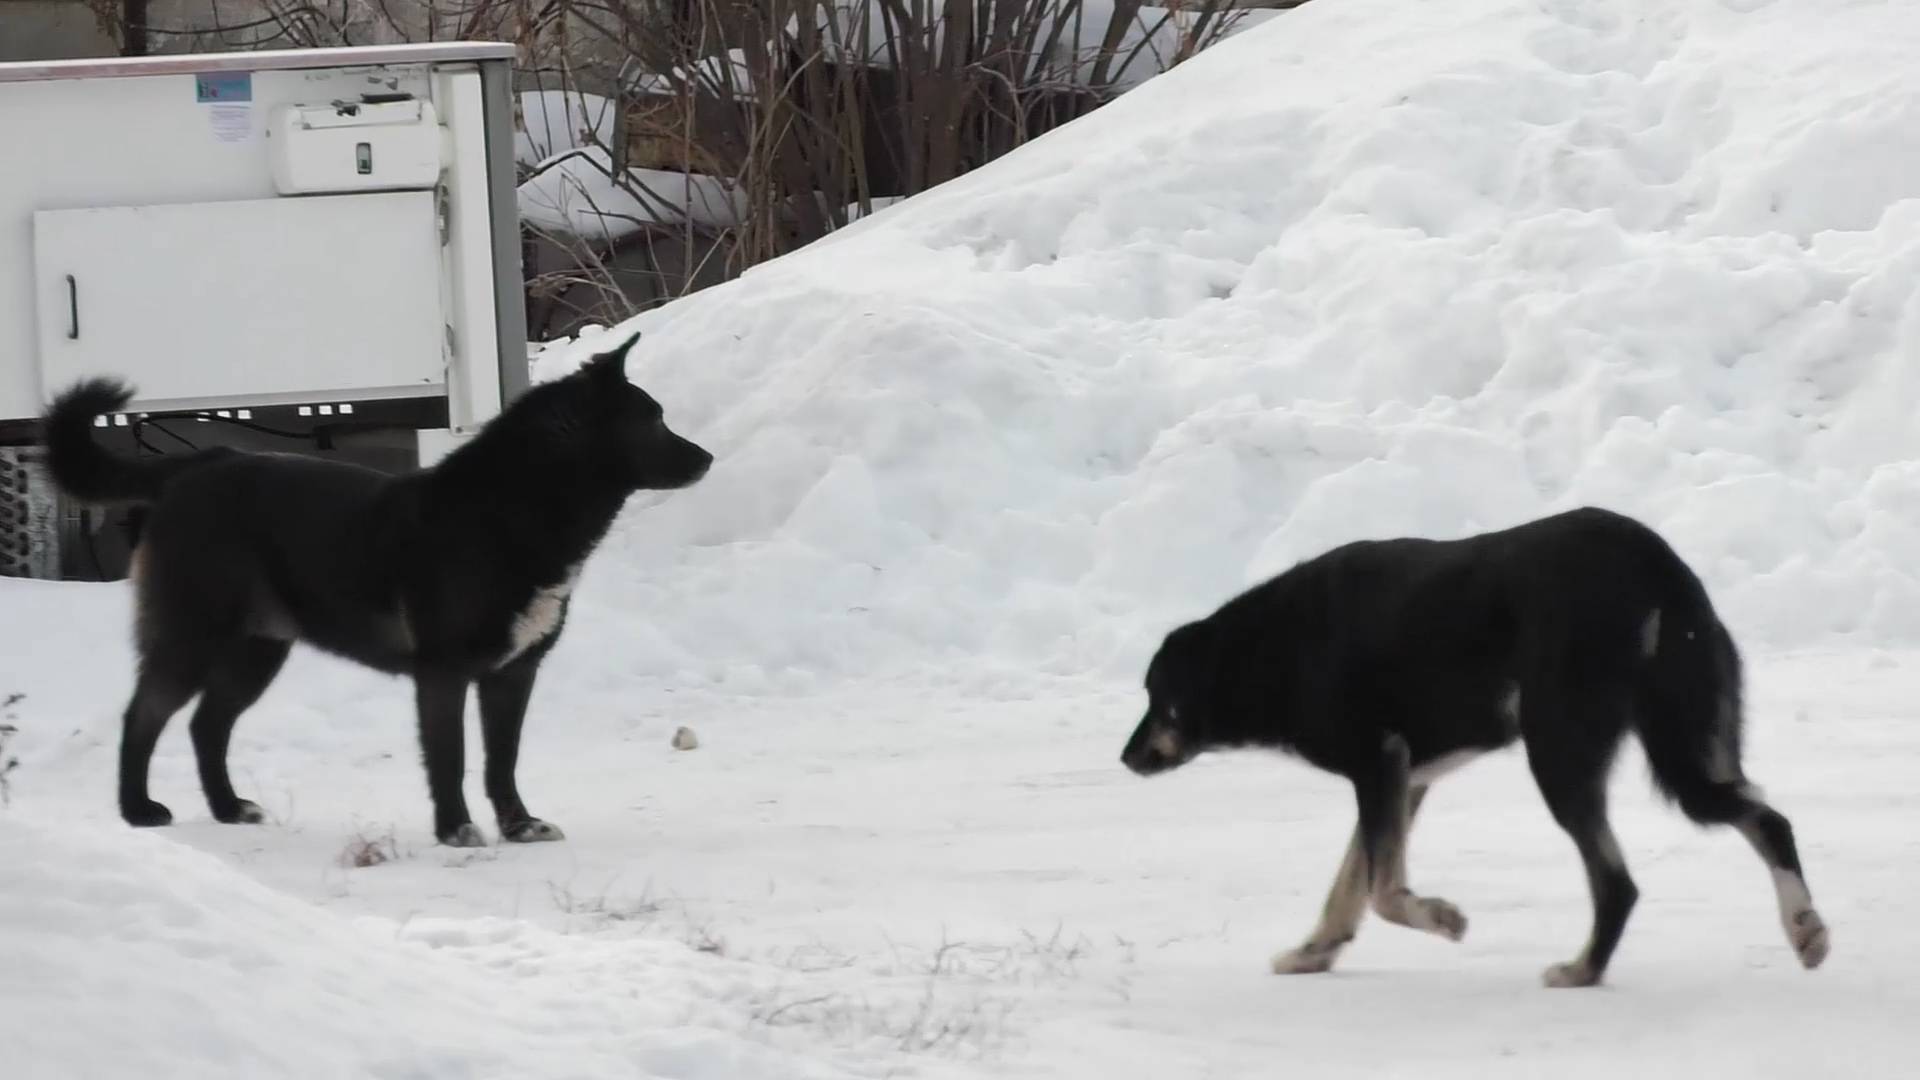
[0,813,859,1080]
[536,0,1920,686]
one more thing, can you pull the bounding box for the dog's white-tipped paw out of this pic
[1417,897,1468,942]
[1542,960,1600,988]
[1791,909,1829,969]
[441,823,488,848]
[1376,890,1469,942]
[1270,946,1338,975]
[503,819,566,843]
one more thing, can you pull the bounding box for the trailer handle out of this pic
[65,275,79,340]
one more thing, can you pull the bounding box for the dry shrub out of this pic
[110,0,1272,333]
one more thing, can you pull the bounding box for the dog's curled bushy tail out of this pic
[43,379,193,504]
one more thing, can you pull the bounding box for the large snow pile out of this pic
[537,0,1920,686]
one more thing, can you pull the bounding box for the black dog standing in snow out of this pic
[42,333,710,847]
[1121,507,1829,987]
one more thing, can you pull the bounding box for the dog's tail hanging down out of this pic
[42,378,206,505]
[1628,549,1758,827]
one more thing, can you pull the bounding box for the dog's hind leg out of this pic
[1524,694,1638,988]
[477,647,564,843]
[118,648,207,827]
[415,672,484,847]
[1651,771,1828,970]
[189,637,291,825]
[1733,799,1828,970]
[1633,625,1828,970]
[1536,797,1635,988]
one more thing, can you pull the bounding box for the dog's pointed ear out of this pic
[584,331,640,381]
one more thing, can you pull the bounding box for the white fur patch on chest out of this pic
[500,562,583,667]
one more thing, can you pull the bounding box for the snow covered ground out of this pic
[4,586,1915,1078]
[9,0,1920,1075]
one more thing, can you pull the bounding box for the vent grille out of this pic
[0,446,60,580]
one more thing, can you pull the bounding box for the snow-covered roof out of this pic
[518,147,746,242]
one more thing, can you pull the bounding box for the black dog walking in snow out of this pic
[1121,507,1828,986]
[42,333,710,846]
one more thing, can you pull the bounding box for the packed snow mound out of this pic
[537,0,1920,686]
[519,148,749,241]
[0,814,858,1080]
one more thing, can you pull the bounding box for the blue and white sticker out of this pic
[194,71,252,103]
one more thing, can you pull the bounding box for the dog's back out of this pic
[1280,506,1721,675]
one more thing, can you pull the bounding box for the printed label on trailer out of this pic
[206,105,251,142]
[194,72,252,103]
[195,72,254,143]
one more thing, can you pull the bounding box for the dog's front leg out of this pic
[1273,735,1430,975]
[1363,734,1467,942]
[478,648,564,843]
[415,671,484,847]
[1270,823,1370,974]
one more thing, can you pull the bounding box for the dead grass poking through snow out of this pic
[337,827,403,869]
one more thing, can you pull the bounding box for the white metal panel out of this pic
[433,69,502,432]
[0,64,437,420]
[33,192,446,410]
[269,99,446,195]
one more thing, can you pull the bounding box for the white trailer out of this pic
[0,43,529,580]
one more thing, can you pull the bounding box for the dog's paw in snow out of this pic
[213,798,267,825]
[502,818,566,843]
[1541,960,1601,989]
[1374,888,1469,942]
[121,798,173,828]
[1270,944,1340,975]
[1414,896,1468,942]
[439,822,488,848]
[1791,909,1830,969]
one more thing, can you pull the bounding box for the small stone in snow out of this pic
[671,726,700,751]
